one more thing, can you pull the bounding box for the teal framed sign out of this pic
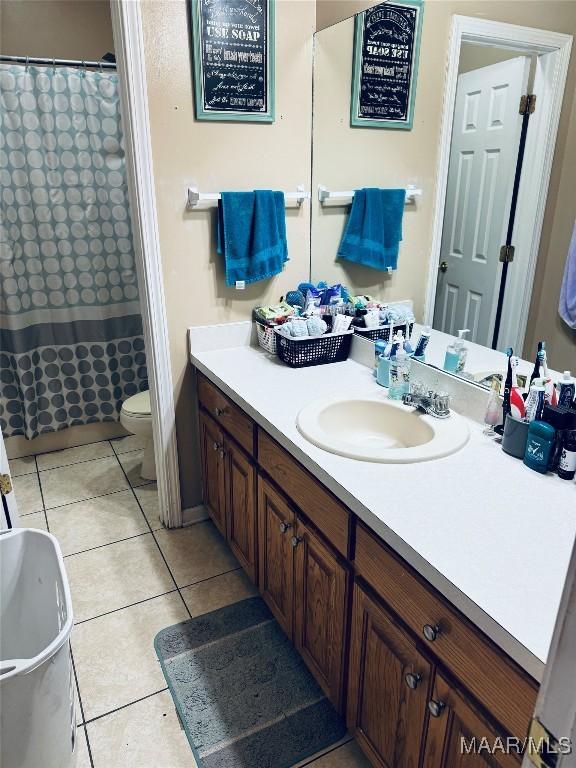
[351,0,424,129]
[190,0,275,122]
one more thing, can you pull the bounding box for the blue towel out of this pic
[337,188,405,270]
[559,221,576,329]
[217,190,288,287]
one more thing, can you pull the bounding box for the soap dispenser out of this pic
[444,330,469,374]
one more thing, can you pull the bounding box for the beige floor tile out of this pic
[19,511,47,531]
[181,568,256,617]
[307,741,371,767]
[73,593,188,721]
[12,473,43,515]
[155,521,238,588]
[40,456,129,509]
[66,534,175,622]
[111,434,147,455]
[133,483,161,530]
[9,455,36,477]
[75,726,92,768]
[87,690,195,768]
[117,450,153,488]
[37,441,114,471]
[47,490,149,556]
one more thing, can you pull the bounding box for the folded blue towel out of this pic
[217,190,288,287]
[559,221,576,329]
[337,188,405,271]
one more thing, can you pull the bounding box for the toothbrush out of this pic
[502,348,513,419]
[529,341,545,387]
[509,356,526,419]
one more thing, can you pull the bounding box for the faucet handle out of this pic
[433,391,450,415]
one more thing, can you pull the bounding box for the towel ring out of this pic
[25,56,29,72]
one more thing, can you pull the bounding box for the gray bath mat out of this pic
[154,596,347,768]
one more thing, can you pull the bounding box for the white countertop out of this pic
[189,323,576,680]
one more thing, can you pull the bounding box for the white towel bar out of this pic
[186,185,310,210]
[318,184,422,205]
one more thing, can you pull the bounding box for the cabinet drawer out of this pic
[198,374,255,455]
[258,429,349,558]
[354,523,538,741]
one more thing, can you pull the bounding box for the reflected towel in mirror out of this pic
[559,221,576,329]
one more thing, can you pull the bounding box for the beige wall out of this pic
[0,0,114,59]
[311,1,576,371]
[316,0,375,31]
[141,0,316,507]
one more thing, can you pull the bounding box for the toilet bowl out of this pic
[120,390,156,481]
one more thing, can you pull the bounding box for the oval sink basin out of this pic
[297,396,469,463]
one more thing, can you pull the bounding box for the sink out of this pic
[297,396,469,463]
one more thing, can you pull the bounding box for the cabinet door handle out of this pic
[404,672,422,690]
[219,449,226,459]
[212,441,219,452]
[423,624,441,642]
[279,522,292,533]
[428,700,446,718]
[291,535,303,548]
[214,406,227,417]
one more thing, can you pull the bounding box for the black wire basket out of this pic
[273,328,354,368]
[353,322,414,342]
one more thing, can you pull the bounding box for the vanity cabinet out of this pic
[198,407,258,581]
[348,582,433,768]
[257,475,349,710]
[423,674,520,768]
[196,374,538,766]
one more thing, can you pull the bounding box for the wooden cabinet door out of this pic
[225,439,257,583]
[257,476,295,636]
[347,583,433,768]
[423,673,521,768]
[199,410,226,536]
[293,517,348,712]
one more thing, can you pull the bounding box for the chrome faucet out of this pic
[402,384,451,419]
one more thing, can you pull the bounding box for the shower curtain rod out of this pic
[0,55,116,70]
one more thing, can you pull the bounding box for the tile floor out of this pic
[11,438,369,768]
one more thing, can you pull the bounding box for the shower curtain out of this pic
[0,65,148,439]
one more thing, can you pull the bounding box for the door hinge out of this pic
[0,474,13,496]
[519,94,537,115]
[499,244,515,263]
[526,718,562,768]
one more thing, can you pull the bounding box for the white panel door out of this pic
[433,57,530,346]
[0,432,19,530]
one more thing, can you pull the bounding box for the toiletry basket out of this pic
[353,322,414,342]
[255,322,278,354]
[274,328,354,368]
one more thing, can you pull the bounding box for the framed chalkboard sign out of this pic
[190,0,275,122]
[351,0,424,129]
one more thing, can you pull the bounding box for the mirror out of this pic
[310,4,574,391]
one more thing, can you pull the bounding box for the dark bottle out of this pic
[351,308,367,328]
[558,430,576,480]
[543,405,570,471]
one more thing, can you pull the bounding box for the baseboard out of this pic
[6,422,129,459]
[182,504,210,527]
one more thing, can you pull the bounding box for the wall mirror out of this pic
[310,6,574,390]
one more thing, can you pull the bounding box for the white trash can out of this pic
[0,528,76,768]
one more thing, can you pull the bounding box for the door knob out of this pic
[428,700,446,718]
[439,261,448,273]
[279,521,292,533]
[423,624,441,642]
[291,535,303,548]
[404,672,422,689]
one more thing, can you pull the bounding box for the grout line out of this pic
[178,566,242,592]
[82,724,95,768]
[37,450,118,473]
[64,530,152,559]
[112,449,195,621]
[297,737,354,767]
[34,455,51,532]
[43,485,136,513]
[71,648,88,729]
[73,588,180,626]
[83,687,169,726]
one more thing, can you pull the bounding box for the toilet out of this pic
[120,390,156,481]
